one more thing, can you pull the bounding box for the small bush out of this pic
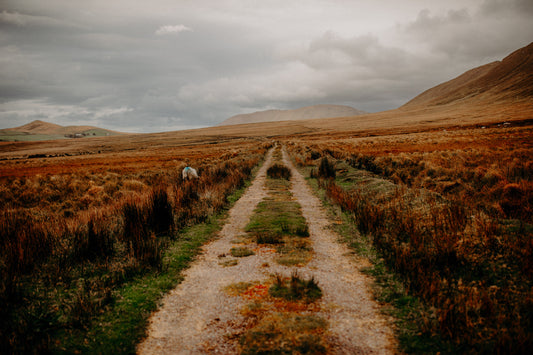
[230,247,255,257]
[71,215,115,262]
[147,187,174,236]
[255,231,282,244]
[267,164,291,180]
[317,156,336,179]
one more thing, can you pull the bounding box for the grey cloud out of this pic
[1,1,531,132]
[277,32,425,111]
[480,0,533,16]
[0,10,85,30]
[305,32,412,77]
[402,1,533,62]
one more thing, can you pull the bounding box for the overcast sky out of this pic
[1,0,532,133]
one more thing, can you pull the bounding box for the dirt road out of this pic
[137,147,397,354]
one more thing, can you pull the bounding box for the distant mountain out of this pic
[14,120,65,134]
[0,120,123,142]
[219,104,366,126]
[403,41,533,108]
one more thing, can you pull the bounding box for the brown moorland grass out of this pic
[285,122,533,353]
[0,137,270,353]
[288,125,533,222]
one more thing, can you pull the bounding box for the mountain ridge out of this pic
[403,41,533,108]
[219,104,366,126]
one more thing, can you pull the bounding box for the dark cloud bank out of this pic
[0,0,532,133]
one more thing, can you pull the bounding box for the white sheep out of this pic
[182,166,199,181]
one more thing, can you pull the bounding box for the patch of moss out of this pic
[230,247,255,257]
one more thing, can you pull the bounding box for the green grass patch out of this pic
[219,259,239,267]
[230,247,255,257]
[269,273,322,303]
[276,238,313,266]
[246,199,308,240]
[225,281,257,296]
[0,130,67,141]
[276,251,312,267]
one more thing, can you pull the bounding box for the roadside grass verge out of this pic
[289,145,533,354]
[291,156,458,354]
[56,216,226,353]
[48,151,268,353]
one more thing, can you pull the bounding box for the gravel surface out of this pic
[281,149,398,354]
[137,147,398,354]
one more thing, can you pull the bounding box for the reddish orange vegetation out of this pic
[229,277,326,353]
[233,282,321,313]
[288,125,533,222]
[241,284,270,300]
[286,122,533,353]
[0,139,252,178]
[0,138,269,352]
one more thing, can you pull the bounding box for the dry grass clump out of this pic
[230,247,255,257]
[311,156,336,179]
[267,163,291,180]
[227,276,327,355]
[239,312,328,355]
[0,142,269,353]
[286,127,533,353]
[269,273,322,303]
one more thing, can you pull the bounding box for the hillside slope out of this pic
[403,41,533,108]
[11,120,65,134]
[0,120,124,141]
[219,104,366,126]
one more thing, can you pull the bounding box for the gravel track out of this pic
[137,147,398,354]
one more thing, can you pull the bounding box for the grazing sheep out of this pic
[182,166,199,181]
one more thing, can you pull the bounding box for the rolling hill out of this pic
[403,41,533,108]
[219,104,366,126]
[0,120,124,142]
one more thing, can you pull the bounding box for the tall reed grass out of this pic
[287,131,533,353]
[0,144,269,353]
